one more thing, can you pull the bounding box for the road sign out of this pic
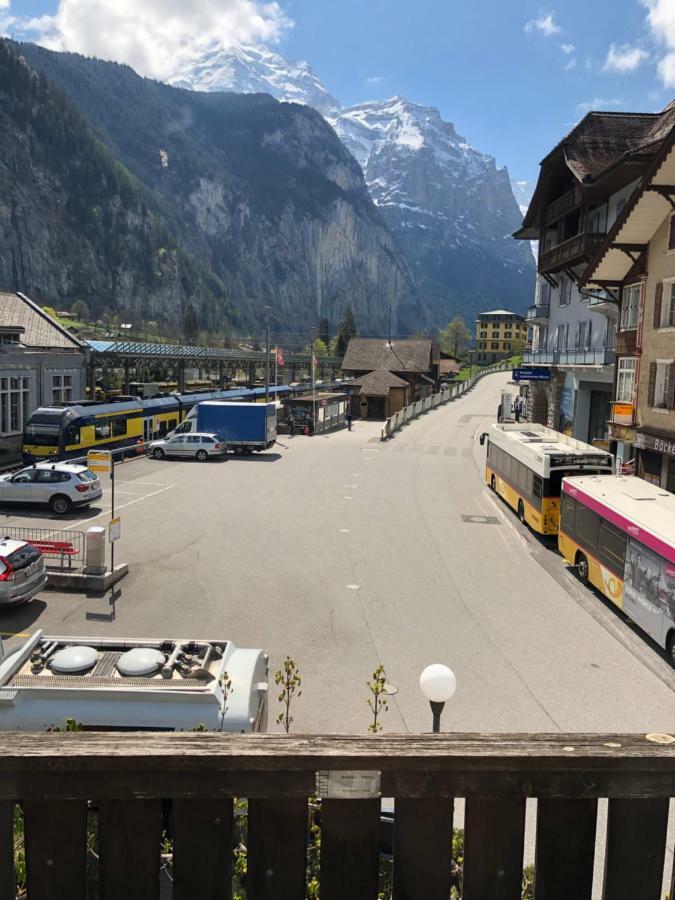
[88,450,112,473]
[109,517,121,543]
[512,367,551,382]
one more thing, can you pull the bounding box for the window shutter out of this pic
[669,216,675,251]
[648,362,657,408]
[653,282,663,329]
[667,364,675,411]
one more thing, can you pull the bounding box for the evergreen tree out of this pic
[183,303,199,340]
[318,317,330,349]
[335,306,357,357]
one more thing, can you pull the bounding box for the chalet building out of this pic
[514,103,675,444]
[475,310,527,364]
[0,291,87,462]
[580,118,675,492]
[341,337,439,419]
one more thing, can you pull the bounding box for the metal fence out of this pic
[0,527,86,569]
[380,362,511,441]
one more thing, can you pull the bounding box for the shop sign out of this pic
[635,432,675,458]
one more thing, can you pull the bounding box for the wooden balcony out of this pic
[1,731,674,899]
[539,233,606,275]
[543,188,578,226]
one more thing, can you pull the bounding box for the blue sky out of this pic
[3,0,675,187]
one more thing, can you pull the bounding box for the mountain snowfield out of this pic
[171,45,535,325]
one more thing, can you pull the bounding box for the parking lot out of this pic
[1,373,674,738]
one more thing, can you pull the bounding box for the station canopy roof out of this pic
[580,124,675,289]
[84,339,341,364]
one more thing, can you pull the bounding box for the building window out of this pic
[620,283,641,330]
[0,332,21,345]
[650,361,672,409]
[491,342,499,350]
[559,277,572,306]
[555,324,569,350]
[616,357,637,403]
[480,331,487,339]
[478,342,486,349]
[52,374,73,404]
[504,342,511,351]
[492,331,499,338]
[658,283,675,328]
[504,332,512,339]
[0,376,30,435]
[576,321,591,349]
[539,281,551,306]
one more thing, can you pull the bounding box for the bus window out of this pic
[532,474,543,499]
[65,424,80,445]
[598,520,626,572]
[94,419,111,440]
[560,492,575,530]
[112,418,127,437]
[575,504,600,551]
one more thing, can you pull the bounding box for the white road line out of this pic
[113,481,173,487]
[67,484,175,530]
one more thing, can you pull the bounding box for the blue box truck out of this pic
[175,401,277,453]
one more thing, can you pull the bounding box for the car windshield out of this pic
[77,470,98,482]
[7,545,41,571]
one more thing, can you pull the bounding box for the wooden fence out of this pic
[0,732,673,900]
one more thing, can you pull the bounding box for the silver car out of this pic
[0,463,102,516]
[148,433,226,461]
[0,538,47,606]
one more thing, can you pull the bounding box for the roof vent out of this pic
[51,646,98,674]
[117,647,165,677]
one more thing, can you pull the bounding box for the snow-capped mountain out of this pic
[170,44,339,115]
[510,179,534,217]
[170,45,534,326]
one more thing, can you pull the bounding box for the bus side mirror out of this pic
[479,433,487,446]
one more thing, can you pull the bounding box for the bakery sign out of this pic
[635,432,675,457]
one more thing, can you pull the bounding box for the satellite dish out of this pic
[51,646,98,674]
[117,647,165,677]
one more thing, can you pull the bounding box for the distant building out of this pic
[514,103,675,444]
[0,291,87,461]
[475,310,527,364]
[580,118,675,491]
[341,337,439,419]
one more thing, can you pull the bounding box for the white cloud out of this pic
[0,0,10,9]
[603,43,648,73]
[366,75,384,85]
[18,0,292,80]
[524,12,562,37]
[641,0,675,87]
[576,97,623,115]
[560,42,575,54]
[565,57,577,71]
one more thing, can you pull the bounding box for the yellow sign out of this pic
[87,449,112,473]
[612,403,634,417]
[109,517,121,543]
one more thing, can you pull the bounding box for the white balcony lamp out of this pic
[419,664,457,733]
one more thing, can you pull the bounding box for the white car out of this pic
[0,538,47,606]
[0,463,102,516]
[148,432,227,461]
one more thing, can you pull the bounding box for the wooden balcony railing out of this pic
[543,188,578,226]
[0,732,673,900]
[539,233,606,275]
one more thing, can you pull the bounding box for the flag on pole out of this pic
[276,347,285,366]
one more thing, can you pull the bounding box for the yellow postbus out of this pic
[480,423,613,535]
[559,475,675,662]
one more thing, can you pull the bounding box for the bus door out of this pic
[623,538,675,645]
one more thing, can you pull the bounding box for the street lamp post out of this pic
[419,664,457,733]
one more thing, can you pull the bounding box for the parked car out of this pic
[0,463,102,516]
[148,432,227,461]
[0,538,47,606]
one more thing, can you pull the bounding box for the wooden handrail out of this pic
[2,732,673,899]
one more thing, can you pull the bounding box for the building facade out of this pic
[475,310,527,364]
[580,121,675,492]
[515,105,675,445]
[0,291,87,462]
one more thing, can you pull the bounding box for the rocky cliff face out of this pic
[172,45,535,326]
[5,41,423,336]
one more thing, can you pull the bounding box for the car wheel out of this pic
[576,553,589,584]
[152,447,165,460]
[517,499,526,524]
[666,632,675,668]
[50,495,72,516]
[196,449,208,462]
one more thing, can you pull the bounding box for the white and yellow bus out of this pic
[480,424,613,535]
[559,475,675,663]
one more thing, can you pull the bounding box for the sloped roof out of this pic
[0,292,84,350]
[349,368,410,396]
[342,338,432,373]
[439,359,461,376]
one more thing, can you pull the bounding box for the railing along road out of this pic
[0,732,673,899]
[381,362,510,440]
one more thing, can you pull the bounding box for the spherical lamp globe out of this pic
[419,664,457,703]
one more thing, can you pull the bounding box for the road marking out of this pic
[344,496,352,500]
[346,584,360,590]
[114,480,173,487]
[0,631,30,638]
[340,529,351,533]
[68,484,175,530]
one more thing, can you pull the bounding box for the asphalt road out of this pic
[3,370,674,735]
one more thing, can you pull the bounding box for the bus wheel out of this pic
[517,499,525,523]
[576,553,589,584]
[666,632,675,668]
[490,475,496,491]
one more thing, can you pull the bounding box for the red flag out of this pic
[275,347,285,366]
